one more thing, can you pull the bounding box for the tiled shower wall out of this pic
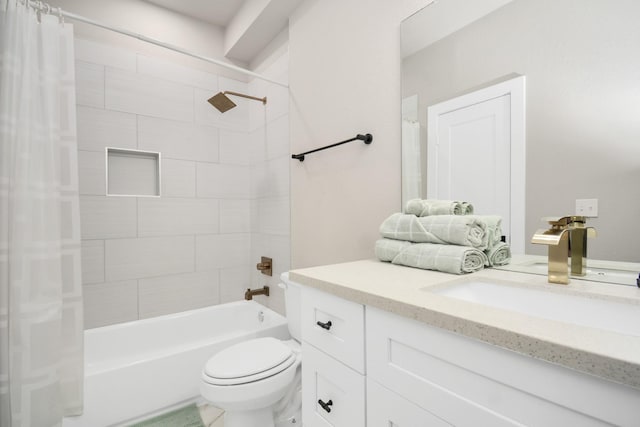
[75,38,290,328]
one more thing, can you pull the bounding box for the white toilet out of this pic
[200,274,302,427]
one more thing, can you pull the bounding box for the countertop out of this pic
[289,259,640,390]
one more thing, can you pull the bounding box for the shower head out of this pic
[207,91,267,113]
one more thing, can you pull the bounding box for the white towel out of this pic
[379,213,488,250]
[375,238,487,274]
[405,199,474,216]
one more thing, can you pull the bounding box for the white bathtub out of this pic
[63,300,290,427]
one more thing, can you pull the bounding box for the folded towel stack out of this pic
[376,199,511,274]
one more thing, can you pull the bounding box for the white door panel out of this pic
[427,76,525,252]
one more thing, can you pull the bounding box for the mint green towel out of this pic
[380,213,488,250]
[375,238,487,274]
[405,199,474,216]
[484,241,511,266]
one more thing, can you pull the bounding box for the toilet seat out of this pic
[203,337,295,386]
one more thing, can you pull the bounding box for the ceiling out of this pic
[145,0,243,27]
[144,0,299,63]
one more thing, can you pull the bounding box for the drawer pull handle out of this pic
[318,399,333,413]
[316,320,332,330]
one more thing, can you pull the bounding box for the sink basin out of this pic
[429,280,640,337]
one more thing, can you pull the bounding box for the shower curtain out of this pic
[0,1,83,426]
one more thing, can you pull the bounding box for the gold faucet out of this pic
[531,216,596,284]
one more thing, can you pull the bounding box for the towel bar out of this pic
[291,133,372,162]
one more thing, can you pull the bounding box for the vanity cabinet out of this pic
[366,306,640,426]
[300,286,640,426]
[301,287,366,426]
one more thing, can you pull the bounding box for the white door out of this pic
[427,76,525,253]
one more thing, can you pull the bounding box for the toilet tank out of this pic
[279,273,302,342]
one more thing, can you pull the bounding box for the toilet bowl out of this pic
[200,274,302,427]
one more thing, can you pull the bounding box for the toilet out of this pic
[200,273,302,427]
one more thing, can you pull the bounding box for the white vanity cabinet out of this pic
[301,287,366,426]
[366,306,640,427]
[299,285,640,427]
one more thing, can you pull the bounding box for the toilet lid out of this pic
[203,337,294,384]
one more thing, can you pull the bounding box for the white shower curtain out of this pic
[0,2,83,426]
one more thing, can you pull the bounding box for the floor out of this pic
[198,404,225,427]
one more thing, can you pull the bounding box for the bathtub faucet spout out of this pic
[245,286,270,300]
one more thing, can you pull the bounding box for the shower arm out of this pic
[224,91,267,105]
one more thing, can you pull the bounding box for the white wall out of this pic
[288,0,430,268]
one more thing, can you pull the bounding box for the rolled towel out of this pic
[459,201,474,215]
[405,199,462,216]
[380,213,488,250]
[468,215,502,248]
[375,238,487,274]
[484,241,511,266]
[405,199,474,216]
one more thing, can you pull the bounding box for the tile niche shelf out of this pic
[106,147,161,197]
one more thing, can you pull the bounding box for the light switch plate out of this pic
[575,198,598,217]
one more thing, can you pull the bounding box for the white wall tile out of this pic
[75,38,136,71]
[83,281,138,329]
[249,126,267,164]
[78,150,106,195]
[220,199,251,233]
[253,156,289,199]
[105,235,195,282]
[219,267,250,304]
[75,61,104,108]
[138,116,219,162]
[138,271,219,319]
[79,196,137,239]
[76,106,137,152]
[266,156,290,198]
[266,80,290,124]
[138,198,219,237]
[105,67,194,122]
[266,114,290,160]
[219,129,252,165]
[137,54,218,91]
[81,240,104,285]
[162,159,196,197]
[255,196,290,235]
[196,234,250,271]
[196,163,251,199]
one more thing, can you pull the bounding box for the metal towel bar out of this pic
[291,133,373,162]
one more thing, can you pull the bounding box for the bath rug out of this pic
[128,403,206,427]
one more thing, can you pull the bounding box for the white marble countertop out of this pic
[289,259,640,390]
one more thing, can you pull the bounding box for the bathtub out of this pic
[63,300,289,427]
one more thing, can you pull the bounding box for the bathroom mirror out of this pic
[401,0,640,267]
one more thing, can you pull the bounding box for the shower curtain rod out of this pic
[27,1,288,88]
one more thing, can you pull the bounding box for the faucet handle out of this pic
[541,215,588,228]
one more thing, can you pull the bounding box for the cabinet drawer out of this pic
[301,287,365,373]
[367,378,450,427]
[301,343,365,427]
